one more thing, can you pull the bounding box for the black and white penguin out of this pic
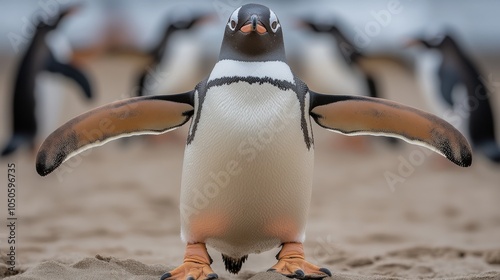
[300,19,401,146]
[35,4,472,280]
[408,34,500,163]
[1,6,93,157]
[136,12,211,97]
[300,19,379,98]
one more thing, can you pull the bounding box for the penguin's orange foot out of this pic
[161,243,218,280]
[268,242,331,279]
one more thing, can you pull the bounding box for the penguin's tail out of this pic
[475,140,500,163]
[1,134,34,157]
[222,254,248,274]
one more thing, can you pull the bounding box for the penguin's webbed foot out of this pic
[268,242,331,279]
[161,243,218,280]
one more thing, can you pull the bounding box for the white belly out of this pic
[36,73,64,140]
[416,51,448,113]
[180,82,314,258]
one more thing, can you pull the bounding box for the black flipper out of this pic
[45,51,93,99]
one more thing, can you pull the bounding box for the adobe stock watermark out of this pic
[55,66,169,182]
[7,0,71,54]
[384,74,499,192]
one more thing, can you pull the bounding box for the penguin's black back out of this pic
[12,28,53,136]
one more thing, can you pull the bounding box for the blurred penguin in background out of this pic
[407,33,500,164]
[1,5,93,157]
[299,17,399,147]
[136,11,213,97]
[300,18,380,99]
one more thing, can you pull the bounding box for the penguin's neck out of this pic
[209,59,295,84]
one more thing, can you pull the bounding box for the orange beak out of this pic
[240,14,267,34]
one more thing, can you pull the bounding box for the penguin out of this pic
[407,34,500,163]
[35,4,472,280]
[300,19,400,146]
[300,19,379,99]
[136,12,211,97]
[1,5,93,157]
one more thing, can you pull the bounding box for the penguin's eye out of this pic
[227,7,240,31]
[269,10,280,33]
[271,21,278,30]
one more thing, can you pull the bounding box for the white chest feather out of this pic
[36,73,64,139]
[416,51,447,111]
[179,60,314,258]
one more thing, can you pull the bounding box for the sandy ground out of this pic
[0,52,500,280]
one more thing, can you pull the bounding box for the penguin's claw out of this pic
[161,243,217,280]
[160,262,218,280]
[269,243,331,279]
[269,259,330,279]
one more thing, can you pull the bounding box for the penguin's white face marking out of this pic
[227,7,240,31]
[269,9,280,33]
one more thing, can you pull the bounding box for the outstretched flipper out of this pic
[309,91,472,167]
[36,92,194,176]
[45,51,93,99]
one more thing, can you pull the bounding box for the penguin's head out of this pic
[219,4,286,61]
[168,8,215,31]
[405,33,452,50]
[405,38,439,49]
[36,5,81,31]
[299,19,362,64]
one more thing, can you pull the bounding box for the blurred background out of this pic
[0,0,499,279]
